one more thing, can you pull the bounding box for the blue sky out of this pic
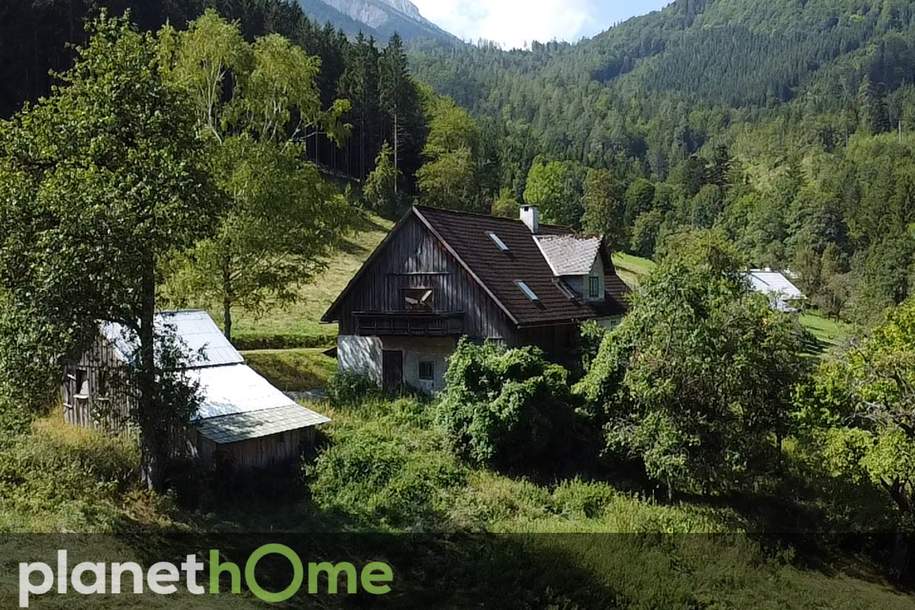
[412,0,671,49]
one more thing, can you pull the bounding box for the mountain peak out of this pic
[376,0,423,22]
[299,0,460,45]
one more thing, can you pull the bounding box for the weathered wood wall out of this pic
[336,215,518,342]
[196,428,316,471]
[62,334,135,435]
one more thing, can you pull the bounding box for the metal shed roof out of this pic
[191,364,330,441]
[747,270,805,300]
[102,311,244,369]
[191,364,299,420]
[99,311,331,443]
[196,404,330,445]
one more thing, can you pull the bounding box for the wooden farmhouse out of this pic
[323,205,630,393]
[62,311,329,470]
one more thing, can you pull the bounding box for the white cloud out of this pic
[413,1,670,48]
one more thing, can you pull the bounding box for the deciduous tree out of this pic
[576,231,811,496]
[163,10,352,340]
[0,15,218,490]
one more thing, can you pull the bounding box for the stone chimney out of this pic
[520,205,540,234]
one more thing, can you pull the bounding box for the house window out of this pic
[75,368,89,397]
[589,276,601,299]
[403,287,434,312]
[488,232,510,252]
[97,369,109,398]
[516,280,540,302]
[418,361,435,381]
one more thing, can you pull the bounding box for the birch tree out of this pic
[162,10,352,340]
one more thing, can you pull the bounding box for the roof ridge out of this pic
[413,205,574,233]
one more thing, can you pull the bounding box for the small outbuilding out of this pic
[746,269,806,312]
[62,311,329,471]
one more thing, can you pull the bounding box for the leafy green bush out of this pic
[0,395,31,440]
[578,320,609,375]
[326,371,381,407]
[435,340,576,468]
[551,479,617,520]
[576,231,812,496]
[307,400,464,529]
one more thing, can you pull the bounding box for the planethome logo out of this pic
[18,544,393,607]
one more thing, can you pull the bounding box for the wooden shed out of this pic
[62,311,330,471]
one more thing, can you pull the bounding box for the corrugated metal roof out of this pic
[191,364,300,420]
[196,404,331,444]
[747,271,805,300]
[102,311,244,369]
[534,235,602,276]
[98,311,331,443]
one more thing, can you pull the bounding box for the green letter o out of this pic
[245,544,304,604]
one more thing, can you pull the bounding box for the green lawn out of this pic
[243,348,336,391]
[203,213,393,350]
[800,310,853,347]
[611,252,656,289]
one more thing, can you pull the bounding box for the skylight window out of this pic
[488,232,510,252]
[516,281,540,302]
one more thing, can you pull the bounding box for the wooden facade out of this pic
[333,214,520,343]
[62,333,135,435]
[325,206,632,393]
[196,427,316,470]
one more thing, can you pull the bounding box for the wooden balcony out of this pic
[353,311,465,337]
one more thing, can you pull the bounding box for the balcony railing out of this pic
[353,311,465,337]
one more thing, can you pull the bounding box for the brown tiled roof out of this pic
[412,206,628,327]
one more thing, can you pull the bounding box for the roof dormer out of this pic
[533,234,605,302]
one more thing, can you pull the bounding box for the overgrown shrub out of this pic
[307,399,464,529]
[0,394,31,440]
[435,339,576,468]
[326,371,380,407]
[576,231,812,496]
[551,479,617,520]
[579,320,609,373]
[0,417,139,531]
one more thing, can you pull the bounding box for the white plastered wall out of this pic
[380,336,457,395]
[337,335,383,384]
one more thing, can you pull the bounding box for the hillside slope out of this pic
[410,0,915,112]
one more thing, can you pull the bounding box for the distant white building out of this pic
[746,269,806,312]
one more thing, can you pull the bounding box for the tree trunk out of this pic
[222,258,233,342]
[223,297,232,343]
[891,531,910,582]
[138,259,166,492]
[393,112,399,194]
[360,113,366,179]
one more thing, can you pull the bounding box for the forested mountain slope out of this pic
[411,0,915,156]
[1,0,436,191]
[407,0,915,325]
